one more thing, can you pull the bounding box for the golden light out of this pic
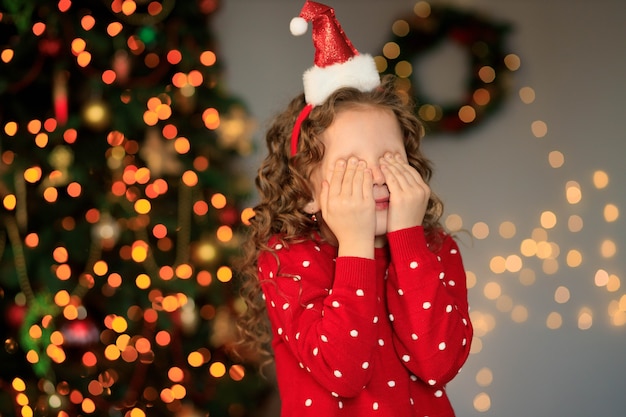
[520,239,537,257]
[505,255,523,272]
[209,362,226,378]
[216,266,233,283]
[383,42,400,59]
[540,211,557,229]
[26,350,39,364]
[107,22,123,37]
[593,170,609,189]
[4,121,18,136]
[24,166,43,183]
[554,286,571,303]
[32,22,46,36]
[134,199,151,214]
[475,367,493,387]
[473,88,490,106]
[458,105,476,123]
[3,194,17,210]
[478,66,495,83]
[499,221,516,238]
[568,215,584,232]
[203,108,220,130]
[483,282,501,300]
[135,337,151,354]
[168,367,184,383]
[392,19,410,37]
[93,260,108,276]
[444,214,463,232]
[489,256,506,274]
[548,151,564,168]
[12,378,26,392]
[414,1,431,18]
[200,51,217,66]
[188,351,204,367]
[83,352,97,367]
[604,204,619,222]
[136,273,151,290]
[211,193,227,209]
[131,240,149,263]
[473,392,491,412]
[174,137,190,154]
[600,239,616,258]
[606,274,620,292]
[511,305,529,323]
[182,170,198,187]
[111,316,128,333]
[394,60,413,78]
[566,249,583,267]
[465,271,477,289]
[81,15,96,31]
[504,54,521,71]
[577,308,593,330]
[156,330,171,347]
[1,49,14,63]
[546,312,563,330]
[531,120,548,138]
[566,181,582,204]
[216,225,233,243]
[54,290,71,307]
[241,207,255,225]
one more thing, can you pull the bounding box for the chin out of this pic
[375,212,388,237]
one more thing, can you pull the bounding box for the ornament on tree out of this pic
[112,50,132,84]
[82,97,111,131]
[5,302,28,329]
[92,212,121,248]
[44,145,74,187]
[53,70,69,125]
[139,128,183,177]
[60,317,100,347]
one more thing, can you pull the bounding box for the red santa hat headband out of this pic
[289,0,381,156]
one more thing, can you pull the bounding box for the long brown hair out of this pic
[235,75,444,365]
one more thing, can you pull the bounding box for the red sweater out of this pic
[258,226,473,417]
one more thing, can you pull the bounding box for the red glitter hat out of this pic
[290,1,380,106]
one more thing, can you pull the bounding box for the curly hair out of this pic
[235,75,444,367]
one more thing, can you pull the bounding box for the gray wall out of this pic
[215,1,626,416]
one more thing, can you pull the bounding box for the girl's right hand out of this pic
[319,157,376,259]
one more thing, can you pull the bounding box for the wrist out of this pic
[338,238,374,259]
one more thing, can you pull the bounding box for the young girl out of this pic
[237,2,472,416]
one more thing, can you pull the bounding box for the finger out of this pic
[328,159,346,196]
[380,155,409,192]
[341,157,359,195]
[362,167,373,201]
[352,160,366,197]
[393,153,426,185]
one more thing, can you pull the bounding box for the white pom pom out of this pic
[290,17,308,36]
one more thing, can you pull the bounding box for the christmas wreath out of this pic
[379,2,515,134]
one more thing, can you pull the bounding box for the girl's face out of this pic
[308,105,407,246]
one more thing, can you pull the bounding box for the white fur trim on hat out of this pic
[302,53,380,106]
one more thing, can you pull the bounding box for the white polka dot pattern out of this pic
[256,228,472,416]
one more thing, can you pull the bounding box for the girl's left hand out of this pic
[380,152,431,232]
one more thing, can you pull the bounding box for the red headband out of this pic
[290,103,314,156]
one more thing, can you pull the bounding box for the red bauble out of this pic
[60,318,100,347]
[5,303,27,329]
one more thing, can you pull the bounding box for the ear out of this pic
[304,200,320,215]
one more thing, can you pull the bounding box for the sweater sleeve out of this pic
[258,238,380,397]
[385,226,473,387]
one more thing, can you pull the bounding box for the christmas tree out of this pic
[0,0,269,416]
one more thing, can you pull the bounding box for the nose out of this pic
[370,164,385,186]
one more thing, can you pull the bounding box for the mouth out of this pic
[375,197,389,210]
